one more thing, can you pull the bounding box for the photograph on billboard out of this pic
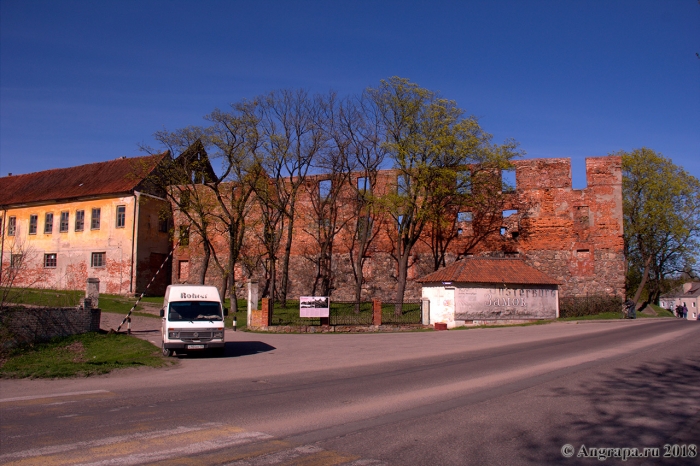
[300,296,330,317]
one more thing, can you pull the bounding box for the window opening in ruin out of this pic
[75,210,85,231]
[457,228,464,236]
[457,169,472,194]
[571,158,588,190]
[44,212,53,234]
[44,253,57,268]
[91,252,106,267]
[357,177,369,193]
[91,208,101,230]
[574,206,590,227]
[60,211,69,232]
[511,231,520,240]
[10,254,23,268]
[116,205,126,228]
[500,227,507,236]
[397,175,409,196]
[179,191,191,211]
[29,215,38,234]
[503,209,517,218]
[398,214,405,233]
[357,216,373,240]
[8,216,16,236]
[158,217,169,233]
[179,226,190,246]
[502,169,516,193]
[576,249,590,258]
[457,211,472,222]
[319,179,331,200]
[178,260,189,281]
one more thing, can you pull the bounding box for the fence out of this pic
[559,294,624,318]
[267,299,421,326]
[381,301,422,324]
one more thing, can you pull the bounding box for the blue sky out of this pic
[1,0,698,188]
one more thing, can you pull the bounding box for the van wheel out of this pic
[162,341,173,357]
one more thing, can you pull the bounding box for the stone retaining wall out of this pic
[0,305,101,348]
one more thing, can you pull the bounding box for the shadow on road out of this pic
[174,341,276,359]
[517,354,700,465]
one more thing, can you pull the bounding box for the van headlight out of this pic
[213,331,224,339]
[168,331,180,338]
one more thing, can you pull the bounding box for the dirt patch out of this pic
[63,341,86,363]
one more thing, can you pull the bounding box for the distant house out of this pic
[417,257,560,328]
[660,282,700,320]
[0,152,172,295]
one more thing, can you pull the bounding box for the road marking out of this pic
[0,390,111,403]
[0,423,384,466]
[0,424,222,461]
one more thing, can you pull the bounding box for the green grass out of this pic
[3,288,83,307]
[452,319,555,330]
[0,332,172,378]
[558,311,624,321]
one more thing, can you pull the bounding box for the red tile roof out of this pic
[0,152,169,206]
[417,257,560,286]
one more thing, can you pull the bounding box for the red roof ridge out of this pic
[417,256,560,286]
[2,152,167,179]
[0,151,170,206]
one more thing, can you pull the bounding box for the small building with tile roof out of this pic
[660,282,700,320]
[0,152,172,296]
[417,257,560,328]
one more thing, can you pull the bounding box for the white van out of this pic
[160,285,228,357]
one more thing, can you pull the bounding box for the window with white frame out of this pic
[75,210,85,231]
[116,205,126,228]
[44,253,57,268]
[60,211,69,232]
[91,252,106,267]
[91,208,101,230]
[29,215,38,234]
[44,212,54,234]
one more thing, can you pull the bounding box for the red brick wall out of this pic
[171,156,624,300]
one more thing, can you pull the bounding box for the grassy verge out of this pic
[0,332,172,378]
[3,288,161,318]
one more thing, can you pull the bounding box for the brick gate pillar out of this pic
[261,297,271,326]
[373,299,382,326]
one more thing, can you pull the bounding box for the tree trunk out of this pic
[631,255,653,305]
[197,243,211,284]
[395,250,410,316]
[280,215,295,306]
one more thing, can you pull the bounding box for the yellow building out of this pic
[0,153,172,295]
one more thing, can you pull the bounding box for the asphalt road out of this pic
[1,319,699,465]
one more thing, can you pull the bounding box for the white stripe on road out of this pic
[223,445,324,465]
[73,431,273,466]
[0,424,223,461]
[0,389,111,403]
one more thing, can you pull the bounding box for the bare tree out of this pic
[334,94,387,305]
[255,89,327,305]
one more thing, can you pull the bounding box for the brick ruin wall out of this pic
[171,156,625,301]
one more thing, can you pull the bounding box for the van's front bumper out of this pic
[163,341,225,350]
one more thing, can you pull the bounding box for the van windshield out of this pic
[168,301,223,321]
